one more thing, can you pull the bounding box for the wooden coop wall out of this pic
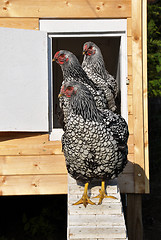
[0,0,149,195]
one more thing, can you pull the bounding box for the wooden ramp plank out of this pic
[68,175,128,239]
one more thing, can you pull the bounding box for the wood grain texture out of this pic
[128,55,132,75]
[127,18,132,36]
[127,95,133,115]
[0,133,63,155]
[0,174,68,195]
[127,75,133,95]
[0,0,131,18]
[128,114,134,134]
[0,155,133,175]
[132,0,145,193]
[127,36,132,56]
[0,17,39,30]
[0,155,67,175]
[142,0,149,193]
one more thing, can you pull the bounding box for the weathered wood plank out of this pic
[0,155,67,175]
[0,17,39,30]
[71,239,127,240]
[71,238,127,240]
[69,226,126,239]
[132,0,145,193]
[142,0,149,193]
[0,174,68,195]
[0,0,131,18]
[69,214,125,226]
[69,203,122,215]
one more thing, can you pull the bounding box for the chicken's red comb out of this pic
[54,51,60,59]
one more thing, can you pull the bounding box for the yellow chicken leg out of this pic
[73,182,96,208]
[93,180,117,205]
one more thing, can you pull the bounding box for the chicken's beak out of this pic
[58,93,63,98]
[83,51,86,55]
[52,58,56,62]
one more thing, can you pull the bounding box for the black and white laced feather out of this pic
[59,81,128,183]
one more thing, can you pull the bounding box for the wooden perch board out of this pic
[68,175,128,239]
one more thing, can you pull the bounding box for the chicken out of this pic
[82,41,118,112]
[53,50,108,112]
[53,50,128,148]
[59,81,128,207]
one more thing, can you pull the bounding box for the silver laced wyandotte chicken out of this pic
[53,50,128,153]
[82,41,118,112]
[58,81,129,207]
[53,50,108,112]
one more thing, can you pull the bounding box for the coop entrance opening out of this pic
[40,19,128,140]
[52,37,121,128]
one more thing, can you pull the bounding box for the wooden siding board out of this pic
[0,174,68,195]
[0,0,131,18]
[0,143,63,156]
[0,155,67,175]
[132,0,145,193]
[0,133,63,155]
[0,17,39,30]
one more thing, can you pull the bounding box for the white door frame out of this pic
[40,19,128,141]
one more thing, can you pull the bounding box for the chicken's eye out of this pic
[58,54,69,64]
[66,86,73,91]
[65,86,75,97]
[87,46,96,56]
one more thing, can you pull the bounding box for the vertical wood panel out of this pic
[132,0,145,193]
[127,18,132,36]
[127,75,133,95]
[142,0,149,193]
[128,55,132,75]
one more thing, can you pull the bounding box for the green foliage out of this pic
[148,2,161,97]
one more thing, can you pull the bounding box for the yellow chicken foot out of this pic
[73,182,96,208]
[93,180,117,205]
